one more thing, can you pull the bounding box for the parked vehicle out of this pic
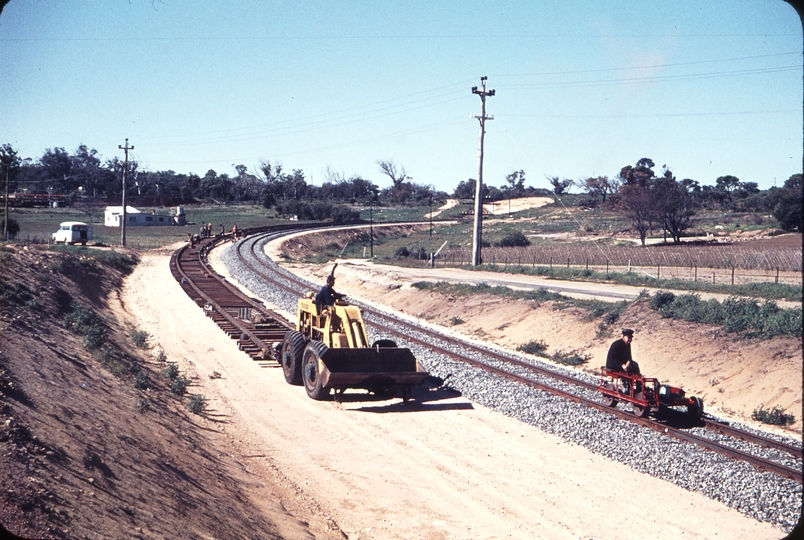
[52,222,93,245]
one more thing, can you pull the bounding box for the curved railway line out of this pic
[170,224,802,485]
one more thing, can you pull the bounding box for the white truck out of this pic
[52,222,93,245]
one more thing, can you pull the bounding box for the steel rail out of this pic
[227,229,802,481]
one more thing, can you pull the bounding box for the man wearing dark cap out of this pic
[606,328,641,393]
[316,275,345,313]
[606,328,634,372]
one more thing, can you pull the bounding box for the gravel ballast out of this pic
[221,235,802,533]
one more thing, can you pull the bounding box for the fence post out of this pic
[694,265,697,282]
[712,271,715,284]
[586,258,589,270]
[550,257,552,269]
[731,266,735,285]
[657,264,660,280]
[567,258,570,269]
[776,267,779,284]
[606,261,609,274]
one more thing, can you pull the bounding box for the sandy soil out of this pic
[119,241,795,539]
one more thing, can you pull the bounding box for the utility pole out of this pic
[4,168,9,242]
[369,200,374,258]
[471,77,495,266]
[118,139,133,247]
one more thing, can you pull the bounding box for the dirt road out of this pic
[121,245,788,539]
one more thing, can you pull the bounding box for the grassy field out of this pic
[8,203,279,249]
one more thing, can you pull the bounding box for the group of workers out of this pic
[187,222,246,247]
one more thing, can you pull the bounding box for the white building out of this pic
[104,206,185,227]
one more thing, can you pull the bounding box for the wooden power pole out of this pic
[118,139,134,247]
[471,77,495,266]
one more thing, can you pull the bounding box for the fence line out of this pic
[424,249,801,287]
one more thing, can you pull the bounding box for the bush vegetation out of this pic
[649,291,801,338]
[551,350,591,366]
[171,375,189,396]
[751,405,795,426]
[130,329,149,349]
[186,394,207,415]
[517,340,549,356]
[162,363,179,380]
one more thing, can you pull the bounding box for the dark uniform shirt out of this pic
[606,338,632,371]
[316,284,344,312]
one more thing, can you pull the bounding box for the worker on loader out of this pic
[606,328,641,393]
[316,275,345,313]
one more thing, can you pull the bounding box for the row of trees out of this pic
[0,144,447,209]
[1,144,801,238]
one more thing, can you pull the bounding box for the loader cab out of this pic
[296,296,369,349]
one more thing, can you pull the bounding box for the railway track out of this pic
[171,225,802,484]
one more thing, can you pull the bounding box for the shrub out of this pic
[498,231,531,247]
[551,350,591,366]
[162,363,179,380]
[517,340,549,356]
[330,205,360,224]
[136,397,151,413]
[131,329,149,349]
[647,292,801,338]
[187,394,207,415]
[650,291,676,311]
[83,323,108,350]
[751,405,795,426]
[394,246,410,257]
[63,302,98,333]
[154,348,167,363]
[133,371,149,390]
[450,316,464,325]
[171,375,189,396]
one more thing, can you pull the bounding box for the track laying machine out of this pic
[280,284,429,401]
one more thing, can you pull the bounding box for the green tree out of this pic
[772,173,802,231]
[581,175,616,203]
[715,175,740,203]
[615,158,659,245]
[653,171,697,243]
[548,176,573,196]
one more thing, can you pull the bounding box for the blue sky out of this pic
[1,0,801,193]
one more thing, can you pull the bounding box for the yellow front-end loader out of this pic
[280,293,429,401]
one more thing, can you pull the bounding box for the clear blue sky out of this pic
[1,0,801,193]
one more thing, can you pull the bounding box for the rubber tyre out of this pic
[281,331,305,385]
[302,341,329,400]
[687,396,704,418]
[371,339,397,348]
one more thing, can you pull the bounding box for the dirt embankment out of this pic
[0,245,327,539]
[275,250,802,436]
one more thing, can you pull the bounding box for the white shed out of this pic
[104,206,175,227]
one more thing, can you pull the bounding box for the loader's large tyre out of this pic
[281,331,305,385]
[302,341,329,400]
